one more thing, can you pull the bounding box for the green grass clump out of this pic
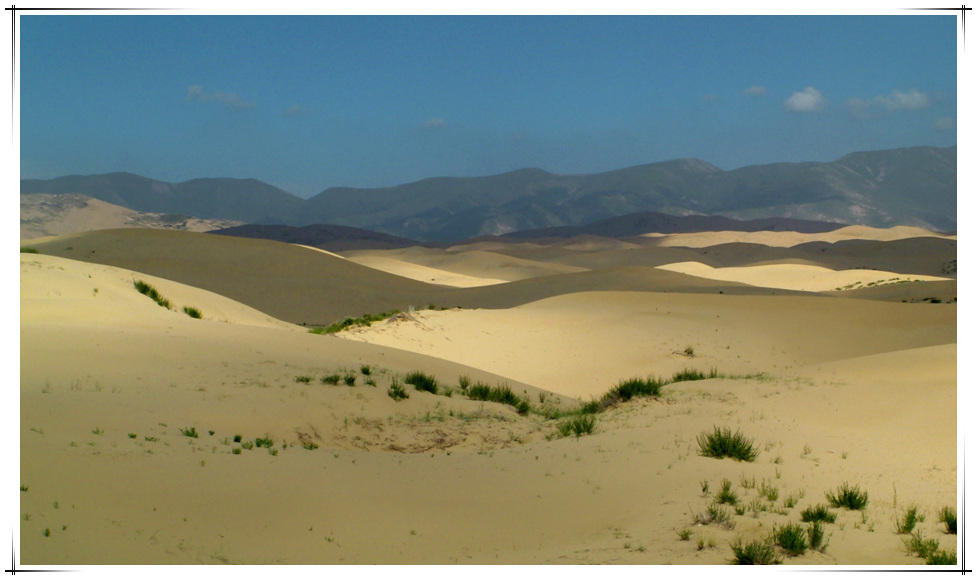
[772,523,807,556]
[938,506,957,534]
[715,478,739,506]
[926,549,957,565]
[20,246,39,254]
[343,373,357,386]
[180,426,199,438]
[729,539,782,565]
[671,367,718,382]
[895,505,923,534]
[557,415,597,438]
[295,375,313,384]
[697,426,759,461]
[302,441,319,450]
[387,380,409,401]
[807,521,828,552]
[255,436,274,448]
[800,504,837,523]
[825,482,868,510]
[360,365,372,376]
[182,305,202,319]
[321,374,341,385]
[903,530,940,560]
[320,309,401,333]
[465,382,530,414]
[133,280,171,309]
[404,371,438,394]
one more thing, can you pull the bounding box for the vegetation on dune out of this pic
[182,305,203,319]
[938,506,957,534]
[387,380,409,401]
[772,523,807,557]
[465,382,531,414]
[800,504,837,524]
[20,246,39,254]
[404,370,438,394]
[825,482,868,510]
[556,415,597,438]
[729,539,782,565]
[697,426,760,461]
[133,279,171,309]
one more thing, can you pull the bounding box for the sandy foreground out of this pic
[17,226,962,571]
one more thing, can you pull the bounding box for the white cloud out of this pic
[877,88,931,111]
[742,86,766,97]
[934,116,955,131]
[784,87,827,113]
[422,117,446,129]
[185,85,256,109]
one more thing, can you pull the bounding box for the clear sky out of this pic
[19,8,960,198]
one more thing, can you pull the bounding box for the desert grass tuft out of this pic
[321,374,341,385]
[903,530,940,560]
[404,371,438,394]
[926,549,957,565]
[800,504,837,523]
[826,482,868,510]
[938,506,957,534]
[729,538,782,565]
[180,426,199,438]
[320,309,401,333]
[295,375,313,384]
[466,382,530,414]
[772,523,807,556]
[697,426,759,461]
[895,505,923,534]
[807,521,828,552]
[557,415,597,438]
[387,380,409,401]
[133,280,171,309]
[715,478,739,506]
[20,246,39,253]
[182,305,203,319]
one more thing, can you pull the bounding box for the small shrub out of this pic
[240,441,254,450]
[255,436,274,448]
[321,374,341,385]
[182,306,202,319]
[800,504,837,523]
[404,371,438,394]
[715,478,739,506]
[693,504,734,529]
[895,505,923,534]
[807,521,828,552]
[388,381,409,401]
[465,382,529,413]
[232,447,242,455]
[938,506,957,534]
[678,529,693,541]
[773,523,807,556]
[180,426,199,438]
[20,246,39,254]
[127,433,137,439]
[826,482,868,510]
[557,415,596,438]
[926,549,957,565]
[729,539,782,565]
[360,365,372,376]
[458,375,471,392]
[684,345,695,357]
[903,530,940,560]
[233,434,242,443]
[133,280,171,309]
[671,367,717,382]
[302,441,319,450]
[697,426,759,461]
[343,373,356,386]
[295,375,313,384]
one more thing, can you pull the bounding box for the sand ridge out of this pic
[643,224,955,248]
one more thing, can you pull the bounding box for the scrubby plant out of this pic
[295,375,313,384]
[343,373,357,386]
[693,503,735,529]
[255,436,274,448]
[302,441,319,450]
[939,506,957,534]
[772,523,807,556]
[20,246,39,254]
[233,434,242,443]
[458,375,471,392]
[697,426,759,461]
[128,433,137,439]
[232,447,242,455]
[715,478,739,506]
[903,530,940,560]
[557,415,597,438]
[180,426,199,438]
[826,482,868,510]
[240,441,254,450]
[729,538,782,565]
[387,380,409,401]
[133,280,171,309]
[465,382,530,414]
[320,309,401,333]
[800,504,837,523]
[360,365,372,376]
[926,549,958,565]
[678,529,693,541]
[895,505,923,534]
[404,371,438,394]
[807,521,828,552]
[182,306,202,319]
[671,367,718,382]
[321,374,341,385]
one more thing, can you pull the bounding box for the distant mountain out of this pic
[20,173,304,224]
[209,223,419,251]
[501,211,847,240]
[22,146,956,241]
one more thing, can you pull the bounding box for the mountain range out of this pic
[21,145,956,242]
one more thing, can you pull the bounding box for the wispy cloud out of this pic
[934,116,955,131]
[185,85,256,109]
[742,86,766,97]
[283,104,312,117]
[845,88,934,117]
[784,87,827,113]
[421,117,447,129]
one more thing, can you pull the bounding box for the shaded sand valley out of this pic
[20,226,959,566]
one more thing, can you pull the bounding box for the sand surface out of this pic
[18,225,960,569]
[642,225,956,248]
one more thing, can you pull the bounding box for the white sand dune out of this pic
[341,254,510,287]
[655,261,951,292]
[643,225,955,248]
[342,247,589,282]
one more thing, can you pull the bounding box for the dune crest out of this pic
[644,224,954,248]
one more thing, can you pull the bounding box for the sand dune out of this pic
[340,254,510,287]
[18,224,959,566]
[644,224,955,248]
[655,261,952,292]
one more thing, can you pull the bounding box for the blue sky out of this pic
[19,11,960,198]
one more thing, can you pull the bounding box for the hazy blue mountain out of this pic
[22,146,955,241]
